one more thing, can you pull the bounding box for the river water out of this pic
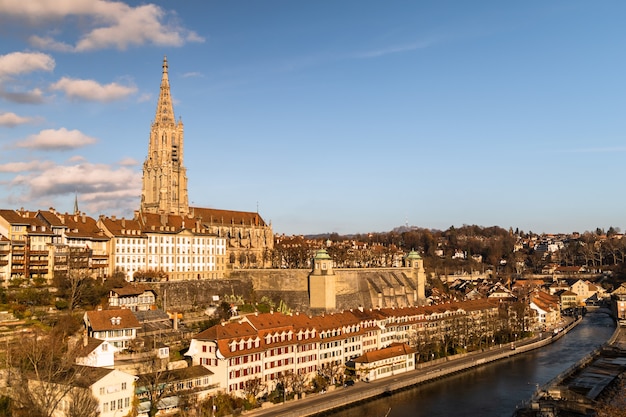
[326,310,615,417]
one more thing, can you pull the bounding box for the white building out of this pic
[353,343,415,382]
[83,309,142,350]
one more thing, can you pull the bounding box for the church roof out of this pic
[191,206,268,227]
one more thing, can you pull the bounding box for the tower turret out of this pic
[308,248,336,311]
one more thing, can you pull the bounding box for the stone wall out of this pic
[149,268,421,314]
[151,279,254,312]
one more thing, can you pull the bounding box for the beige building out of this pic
[0,209,55,285]
[139,57,273,270]
[98,212,227,281]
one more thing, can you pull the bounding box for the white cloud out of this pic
[15,128,97,150]
[118,157,139,166]
[49,77,137,102]
[68,155,87,163]
[0,87,45,104]
[0,51,55,79]
[0,160,53,173]
[6,160,142,215]
[0,112,36,127]
[29,35,74,53]
[0,0,204,52]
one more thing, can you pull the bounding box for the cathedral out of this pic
[139,57,273,269]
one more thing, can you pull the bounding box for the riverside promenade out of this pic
[244,317,580,417]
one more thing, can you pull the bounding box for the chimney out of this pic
[121,218,126,228]
[83,329,89,347]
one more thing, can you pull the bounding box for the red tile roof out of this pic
[85,309,141,331]
[354,343,415,363]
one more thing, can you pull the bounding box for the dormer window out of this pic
[110,317,121,325]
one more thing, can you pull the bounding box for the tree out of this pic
[7,328,95,417]
[135,356,176,417]
[66,386,99,417]
[241,377,266,405]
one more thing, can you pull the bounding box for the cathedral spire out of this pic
[155,56,175,124]
[141,57,189,216]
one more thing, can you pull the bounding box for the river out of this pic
[324,310,615,417]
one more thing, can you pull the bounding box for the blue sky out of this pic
[0,1,625,236]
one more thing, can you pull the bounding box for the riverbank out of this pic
[243,317,581,417]
[513,316,626,416]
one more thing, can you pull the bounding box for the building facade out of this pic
[186,299,501,397]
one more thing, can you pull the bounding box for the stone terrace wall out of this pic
[151,279,254,311]
[150,268,420,314]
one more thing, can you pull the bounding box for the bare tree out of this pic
[318,361,344,386]
[287,371,308,398]
[7,329,92,417]
[66,385,100,417]
[242,377,266,405]
[135,356,176,417]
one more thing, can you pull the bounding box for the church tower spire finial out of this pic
[155,55,175,125]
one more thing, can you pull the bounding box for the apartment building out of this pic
[0,209,55,284]
[98,212,227,281]
[187,299,501,397]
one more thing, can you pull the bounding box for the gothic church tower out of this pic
[141,57,189,216]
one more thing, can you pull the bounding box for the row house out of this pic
[108,284,157,311]
[0,208,111,284]
[37,209,110,279]
[187,300,502,397]
[98,216,145,282]
[529,290,561,328]
[0,205,229,285]
[570,279,601,305]
[353,343,416,382]
[555,289,578,311]
[610,284,626,326]
[135,365,218,417]
[29,365,136,417]
[99,211,227,281]
[0,209,55,284]
[0,236,9,283]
